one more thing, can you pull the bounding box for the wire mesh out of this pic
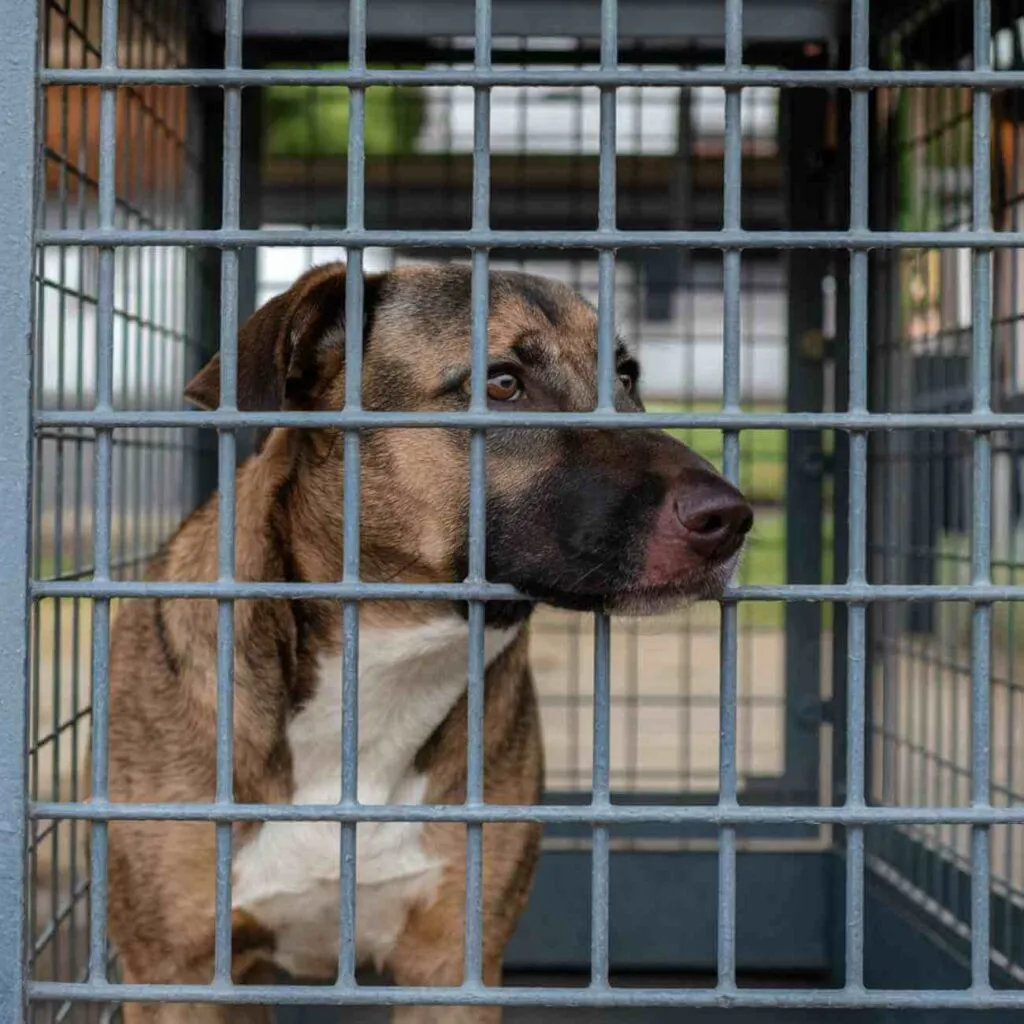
[865,0,1024,991]
[29,0,202,1018]
[11,0,1024,1018]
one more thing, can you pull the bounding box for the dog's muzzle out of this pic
[639,470,753,591]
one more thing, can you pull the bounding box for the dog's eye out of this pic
[618,373,634,394]
[487,373,523,402]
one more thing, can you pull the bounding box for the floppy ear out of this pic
[184,262,384,413]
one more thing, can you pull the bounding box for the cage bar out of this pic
[27,800,1024,827]
[18,0,1024,1017]
[33,226,1024,249]
[716,0,743,996]
[463,0,492,989]
[24,979,1024,1010]
[0,0,37,1015]
[337,0,368,987]
[588,0,618,993]
[844,0,869,992]
[212,0,244,985]
[36,67,1024,88]
[969,0,993,992]
[86,0,120,987]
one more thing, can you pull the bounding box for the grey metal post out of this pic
[0,0,38,1016]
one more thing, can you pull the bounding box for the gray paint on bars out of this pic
[16,0,1024,1016]
[34,67,1024,87]
[0,0,39,1015]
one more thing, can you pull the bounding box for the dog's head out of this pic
[186,263,752,623]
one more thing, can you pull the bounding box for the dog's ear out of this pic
[184,263,383,412]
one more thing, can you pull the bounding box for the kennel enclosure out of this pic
[8,0,1024,1019]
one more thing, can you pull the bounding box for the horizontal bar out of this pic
[24,981,1015,1009]
[26,801,1021,827]
[28,580,1024,602]
[37,66,1024,88]
[32,409,1024,431]
[33,227,1024,249]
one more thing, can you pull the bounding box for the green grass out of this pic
[643,402,843,630]
[265,64,425,159]
[935,531,1024,652]
[731,507,836,629]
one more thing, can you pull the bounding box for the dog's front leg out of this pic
[121,997,273,1024]
[388,955,503,1024]
[384,869,504,1023]
[391,997,502,1024]
[384,819,541,1024]
[119,951,278,1024]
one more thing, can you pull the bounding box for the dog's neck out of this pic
[164,437,534,688]
[208,437,457,624]
[297,617,522,806]
[260,436,535,632]
[229,612,524,976]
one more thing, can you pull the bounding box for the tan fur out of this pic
[107,261,749,1022]
[108,265,558,1021]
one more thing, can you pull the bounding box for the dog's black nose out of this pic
[675,487,753,561]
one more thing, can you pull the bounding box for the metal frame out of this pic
[1,0,38,1018]
[14,0,1023,1018]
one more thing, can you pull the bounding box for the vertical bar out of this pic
[970,0,993,991]
[88,0,120,984]
[338,0,367,987]
[0,0,37,1013]
[114,2,134,577]
[591,0,617,992]
[50,0,71,982]
[29,3,50,986]
[590,613,612,988]
[464,0,491,988]
[845,0,869,992]
[69,1,93,982]
[717,0,742,995]
[595,0,618,412]
[213,0,243,985]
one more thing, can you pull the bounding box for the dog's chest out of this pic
[231,618,520,977]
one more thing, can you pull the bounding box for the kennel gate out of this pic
[8,0,1024,1020]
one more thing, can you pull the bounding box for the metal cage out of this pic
[7,0,1024,1020]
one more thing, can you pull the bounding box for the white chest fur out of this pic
[231,617,521,977]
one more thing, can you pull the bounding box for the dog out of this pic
[105,262,753,1022]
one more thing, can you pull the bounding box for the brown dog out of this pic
[105,263,753,1022]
